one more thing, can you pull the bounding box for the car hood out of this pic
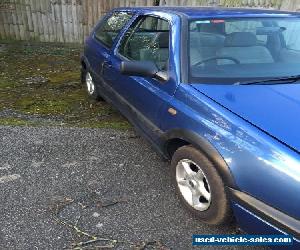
[191,83,300,153]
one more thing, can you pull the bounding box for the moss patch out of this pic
[0,118,33,126]
[0,42,132,130]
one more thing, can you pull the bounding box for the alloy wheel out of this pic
[176,159,211,211]
[85,72,95,95]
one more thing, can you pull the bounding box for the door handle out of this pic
[103,60,112,68]
[101,60,112,75]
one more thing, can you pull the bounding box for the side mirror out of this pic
[121,61,158,77]
[120,61,168,82]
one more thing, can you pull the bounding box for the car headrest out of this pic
[224,32,258,47]
[190,32,225,47]
[154,32,169,48]
[198,23,224,34]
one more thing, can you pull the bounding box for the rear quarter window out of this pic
[94,12,133,48]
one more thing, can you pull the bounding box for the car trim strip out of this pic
[229,187,300,239]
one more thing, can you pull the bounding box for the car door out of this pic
[84,11,133,86]
[101,14,180,142]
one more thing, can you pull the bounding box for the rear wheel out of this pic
[81,68,103,101]
[171,145,232,225]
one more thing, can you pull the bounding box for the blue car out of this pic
[81,7,300,247]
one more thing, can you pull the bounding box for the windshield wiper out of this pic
[234,75,300,85]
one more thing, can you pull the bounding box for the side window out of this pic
[278,21,300,51]
[94,12,133,48]
[118,16,170,71]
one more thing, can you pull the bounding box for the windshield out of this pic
[189,17,300,84]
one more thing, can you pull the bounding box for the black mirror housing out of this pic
[120,61,158,77]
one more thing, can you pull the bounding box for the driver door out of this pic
[102,14,179,141]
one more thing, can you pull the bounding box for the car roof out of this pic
[114,6,300,18]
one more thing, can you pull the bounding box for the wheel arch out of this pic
[81,60,87,70]
[162,128,237,188]
[80,54,88,69]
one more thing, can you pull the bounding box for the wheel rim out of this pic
[85,72,95,95]
[176,159,211,211]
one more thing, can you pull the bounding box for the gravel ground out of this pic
[0,126,265,250]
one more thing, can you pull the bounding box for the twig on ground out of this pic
[49,194,169,249]
[72,238,117,248]
[53,216,96,239]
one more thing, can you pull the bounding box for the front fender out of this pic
[162,128,237,189]
[160,83,300,220]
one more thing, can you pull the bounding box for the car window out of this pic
[225,20,267,44]
[188,18,300,84]
[118,16,170,71]
[94,12,133,48]
[278,20,300,51]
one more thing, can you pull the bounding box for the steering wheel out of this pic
[193,56,241,67]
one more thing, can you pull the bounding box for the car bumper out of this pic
[229,188,300,249]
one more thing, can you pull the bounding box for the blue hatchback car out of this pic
[81,7,300,247]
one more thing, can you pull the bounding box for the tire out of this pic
[171,145,232,225]
[81,67,103,101]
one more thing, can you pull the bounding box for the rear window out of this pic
[94,12,133,48]
[225,20,267,44]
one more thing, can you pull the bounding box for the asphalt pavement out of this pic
[0,126,265,249]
